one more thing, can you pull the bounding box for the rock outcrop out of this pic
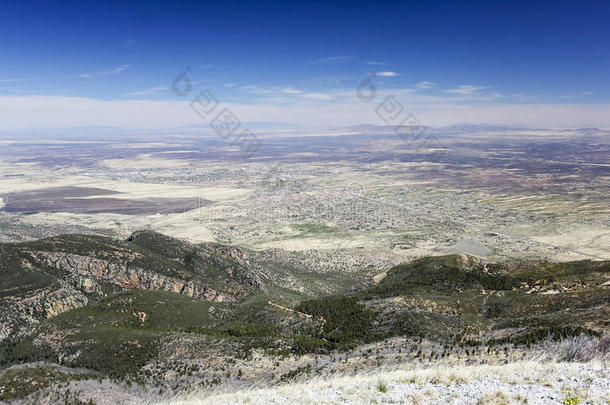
[28,251,233,302]
[1,284,88,341]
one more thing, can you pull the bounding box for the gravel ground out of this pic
[167,361,610,405]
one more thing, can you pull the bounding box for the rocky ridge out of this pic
[0,231,265,341]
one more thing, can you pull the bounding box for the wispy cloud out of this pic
[125,86,166,96]
[0,78,34,83]
[309,55,356,64]
[415,81,436,89]
[237,85,331,100]
[561,91,592,99]
[74,64,131,79]
[224,83,236,87]
[113,64,130,73]
[300,92,334,100]
[239,85,274,94]
[445,85,488,95]
[373,71,399,77]
[364,61,384,65]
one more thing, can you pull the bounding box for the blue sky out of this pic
[1,0,609,129]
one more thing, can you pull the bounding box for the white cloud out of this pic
[309,55,356,64]
[75,64,131,79]
[300,92,334,100]
[445,85,488,95]
[511,93,537,101]
[0,78,34,82]
[373,72,399,77]
[282,88,303,94]
[224,83,236,87]
[112,64,131,74]
[124,86,167,96]
[562,91,593,99]
[364,61,384,65]
[415,81,436,89]
[239,85,274,94]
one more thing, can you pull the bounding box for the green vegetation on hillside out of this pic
[296,296,375,347]
[0,233,608,401]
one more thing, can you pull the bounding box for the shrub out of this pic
[538,333,610,362]
[375,379,388,393]
[563,396,581,405]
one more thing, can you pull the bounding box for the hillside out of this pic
[0,232,608,404]
[0,231,265,342]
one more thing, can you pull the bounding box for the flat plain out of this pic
[1,126,608,263]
